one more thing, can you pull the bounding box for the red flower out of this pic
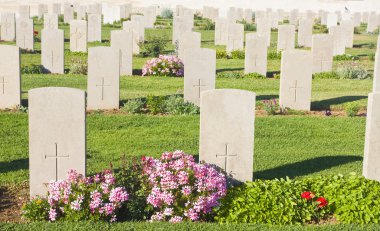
[316,197,328,208]
[33,30,38,36]
[141,156,146,161]
[301,191,315,200]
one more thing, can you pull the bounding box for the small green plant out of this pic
[244,72,267,79]
[244,23,256,31]
[313,71,340,79]
[121,99,145,114]
[163,95,199,115]
[22,197,50,221]
[273,73,281,79]
[160,8,173,19]
[69,59,88,75]
[216,71,244,79]
[313,23,328,33]
[21,64,43,74]
[140,35,167,57]
[268,51,282,60]
[369,53,375,61]
[261,99,279,115]
[336,62,371,79]
[344,102,360,117]
[230,50,245,59]
[216,50,228,59]
[333,54,359,61]
[197,19,215,30]
[146,95,165,115]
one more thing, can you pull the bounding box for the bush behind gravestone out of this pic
[21,64,44,74]
[336,62,371,79]
[140,35,168,57]
[160,8,173,19]
[121,99,145,114]
[163,95,199,115]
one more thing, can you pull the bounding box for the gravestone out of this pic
[321,11,328,25]
[327,13,338,28]
[37,4,48,19]
[110,30,133,76]
[373,53,380,92]
[0,45,20,109]
[363,92,380,182]
[19,5,30,19]
[277,25,295,52]
[123,21,142,54]
[70,20,87,52]
[367,12,378,33]
[172,16,193,44]
[184,48,216,106]
[289,9,299,25]
[41,29,64,74]
[64,5,74,23]
[243,9,253,23]
[16,18,34,50]
[215,18,229,45]
[256,18,271,46]
[227,23,244,53]
[29,87,86,198]
[362,12,369,23]
[49,3,61,15]
[87,14,101,42]
[340,20,354,48]
[353,12,361,27]
[279,50,313,111]
[312,34,334,74]
[44,14,58,30]
[87,47,120,110]
[1,13,16,41]
[199,89,256,183]
[270,11,279,29]
[298,18,313,47]
[77,5,87,20]
[329,25,346,55]
[131,15,146,41]
[178,31,201,64]
[245,33,267,76]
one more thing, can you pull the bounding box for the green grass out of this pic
[1,222,380,231]
[0,113,365,185]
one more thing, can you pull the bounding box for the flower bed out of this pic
[142,55,184,77]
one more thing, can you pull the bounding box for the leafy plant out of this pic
[333,54,359,61]
[216,71,244,79]
[261,99,280,115]
[22,197,50,221]
[344,102,360,117]
[197,19,215,30]
[268,51,282,60]
[160,8,173,19]
[21,64,43,74]
[69,59,88,75]
[336,62,371,79]
[244,73,267,79]
[313,71,340,79]
[163,95,199,115]
[230,50,245,59]
[140,35,167,57]
[146,95,165,115]
[216,50,228,59]
[142,55,184,77]
[121,99,145,114]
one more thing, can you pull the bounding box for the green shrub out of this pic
[69,59,87,75]
[216,50,228,59]
[313,23,328,33]
[197,19,215,30]
[261,99,280,115]
[336,62,371,79]
[22,197,50,221]
[230,50,245,59]
[215,174,380,225]
[369,53,375,61]
[333,54,359,61]
[268,51,282,60]
[140,35,167,57]
[121,99,145,114]
[244,23,256,31]
[344,102,360,117]
[273,73,281,79]
[354,27,362,34]
[244,72,267,79]
[313,71,340,79]
[163,95,199,115]
[21,64,43,74]
[216,71,244,79]
[160,8,173,19]
[146,95,165,115]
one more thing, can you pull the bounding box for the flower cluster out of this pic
[261,98,280,115]
[141,150,227,223]
[44,169,129,222]
[142,55,184,77]
[301,191,328,208]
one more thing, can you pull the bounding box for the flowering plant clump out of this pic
[23,170,129,222]
[141,150,227,223]
[142,55,184,77]
[300,191,330,223]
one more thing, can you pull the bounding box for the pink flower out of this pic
[169,216,183,223]
[109,187,129,203]
[49,208,57,221]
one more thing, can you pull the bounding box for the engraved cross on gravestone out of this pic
[71,28,84,49]
[289,80,303,102]
[45,143,69,182]
[193,79,207,98]
[216,143,237,176]
[96,78,112,100]
[0,76,7,94]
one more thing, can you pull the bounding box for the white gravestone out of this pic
[70,20,87,52]
[16,18,34,50]
[178,31,201,64]
[49,3,61,15]
[172,16,193,44]
[0,45,20,109]
[245,33,267,76]
[131,15,146,41]
[215,18,229,45]
[279,50,313,111]
[64,5,74,23]
[289,9,299,26]
[41,29,64,74]
[340,20,354,48]
[87,14,102,42]
[312,34,334,74]
[123,21,141,55]
[77,5,87,20]
[298,18,313,47]
[111,30,133,76]
[184,48,216,106]
[327,13,338,29]
[1,13,16,41]
[29,87,86,198]
[227,23,244,53]
[38,4,48,19]
[329,25,346,55]
[373,53,380,92]
[19,5,30,19]
[199,89,256,183]
[277,25,295,52]
[363,93,380,182]
[256,19,271,47]
[44,14,58,30]
[87,47,120,110]
[367,12,378,33]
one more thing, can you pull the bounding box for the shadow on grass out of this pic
[311,96,367,110]
[257,95,278,101]
[0,158,28,174]
[216,68,244,73]
[254,155,362,180]
[267,71,280,78]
